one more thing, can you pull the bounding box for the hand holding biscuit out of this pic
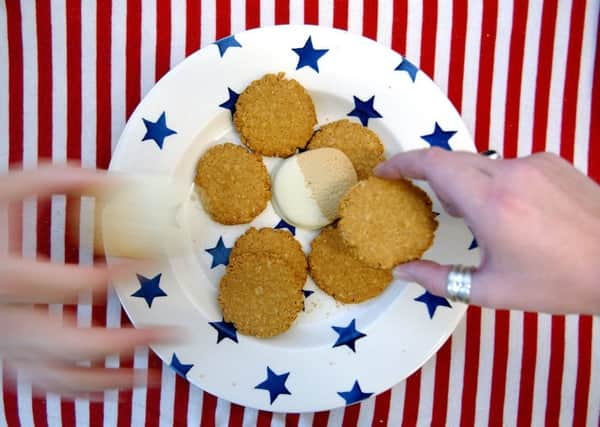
[376,148,600,315]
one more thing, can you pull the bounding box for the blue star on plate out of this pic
[274,219,296,235]
[395,58,419,82]
[205,237,231,268]
[214,35,242,57]
[131,273,167,308]
[255,367,291,404]
[421,122,457,151]
[170,353,194,378]
[332,319,366,352]
[292,36,329,72]
[414,291,452,319]
[347,95,382,127]
[219,87,239,114]
[338,380,373,405]
[142,112,177,149]
[209,319,238,344]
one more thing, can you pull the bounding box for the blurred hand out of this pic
[0,166,172,398]
[375,148,600,315]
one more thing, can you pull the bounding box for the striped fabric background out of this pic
[0,0,598,425]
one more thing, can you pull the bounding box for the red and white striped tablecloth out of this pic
[1,1,599,425]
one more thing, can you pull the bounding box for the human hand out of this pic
[375,148,600,315]
[0,166,174,398]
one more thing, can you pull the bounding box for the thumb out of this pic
[393,260,451,297]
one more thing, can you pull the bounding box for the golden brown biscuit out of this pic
[218,253,304,337]
[308,226,393,303]
[233,73,317,157]
[307,119,385,180]
[194,143,271,225]
[230,227,307,285]
[338,176,438,269]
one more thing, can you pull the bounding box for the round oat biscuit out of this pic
[338,176,438,269]
[218,253,304,338]
[230,227,307,285]
[308,226,392,304]
[194,143,271,225]
[307,119,385,180]
[233,73,317,157]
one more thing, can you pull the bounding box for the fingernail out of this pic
[393,266,414,281]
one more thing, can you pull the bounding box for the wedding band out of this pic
[446,265,474,304]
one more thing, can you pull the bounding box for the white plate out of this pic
[110,25,479,413]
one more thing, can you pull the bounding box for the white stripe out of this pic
[103,290,122,426]
[158,367,175,427]
[531,314,551,426]
[51,0,67,164]
[503,311,524,426]
[405,0,422,66]
[103,387,118,427]
[573,0,598,174]
[376,0,393,48]
[298,411,314,427]
[347,0,363,35]
[289,0,304,25]
[141,0,157,95]
[111,0,127,152]
[460,0,482,135]
[488,0,514,155]
[241,407,257,427]
[589,316,600,426]
[446,316,466,424]
[271,412,285,427]
[326,405,344,427]
[214,394,229,427]
[318,0,333,27]
[131,346,149,426]
[474,308,496,426]
[231,0,246,33]
[200,0,216,46]
[416,357,435,426]
[16,378,34,427]
[0,361,6,427]
[186,384,203,426]
[559,315,579,426]
[516,0,543,157]
[260,0,275,27]
[432,0,452,95]
[545,0,572,155]
[356,395,376,426]
[387,381,406,426]
[171,0,187,66]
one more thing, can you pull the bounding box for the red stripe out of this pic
[257,410,273,427]
[304,0,319,24]
[573,315,593,426]
[419,0,437,77]
[362,0,378,41]
[502,0,528,159]
[342,403,360,427]
[431,337,452,426]
[156,0,172,81]
[185,0,202,56]
[117,311,134,427]
[216,0,231,39]
[473,0,498,153]
[246,0,261,29]
[312,411,330,426]
[3,365,19,427]
[545,315,565,426]
[459,307,482,427]
[96,0,112,170]
[447,0,468,112]
[125,0,142,119]
[488,310,510,426]
[145,352,163,427]
[7,0,23,170]
[66,0,82,164]
[333,0,349,30]
[531,0,559,153]
[391,0,407,54]
[285,413,299,427]
[372,389,391,426]
[588,10,600,183]
[173,376,190,426]
[516,312,538,427]
[559,0,586,162]
[228,402,245,427]
[401,370,420,427]
[201,391,218,427]
[275,0,290,24]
